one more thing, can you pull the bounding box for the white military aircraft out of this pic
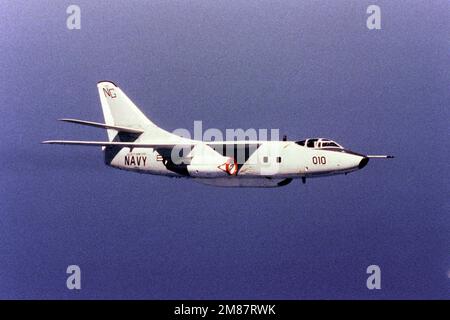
[43,81,393,188]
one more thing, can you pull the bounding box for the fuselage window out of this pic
[263,156,268,163]
[276,156,282,163]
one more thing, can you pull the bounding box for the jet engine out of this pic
[187,145,238,178]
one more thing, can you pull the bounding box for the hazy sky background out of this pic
[0,1,448,299]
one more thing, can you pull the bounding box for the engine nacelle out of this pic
[188,156,237,178]
[187,145,238,178]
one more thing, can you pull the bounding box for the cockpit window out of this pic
[307,139,317,148]
[321,142,339,148]
[296,138,342,149]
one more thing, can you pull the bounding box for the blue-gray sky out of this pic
[0,1,448,299]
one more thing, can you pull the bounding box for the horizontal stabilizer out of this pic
[59,118,144,134]
[42,140,192,149]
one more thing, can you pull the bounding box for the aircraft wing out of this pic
[206,141,262,146]
[43,140,264,148]
[41,140,267,162]
[42,140,193,148]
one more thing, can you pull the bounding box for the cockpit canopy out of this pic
[295,138,343,149]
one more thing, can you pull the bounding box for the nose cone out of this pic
[358,157,370,169]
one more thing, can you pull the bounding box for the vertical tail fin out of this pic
[97,81,177,142]
[97,81,152,141]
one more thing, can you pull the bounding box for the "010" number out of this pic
[312,156,326,165]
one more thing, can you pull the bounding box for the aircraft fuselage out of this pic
[105,141,368,184]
